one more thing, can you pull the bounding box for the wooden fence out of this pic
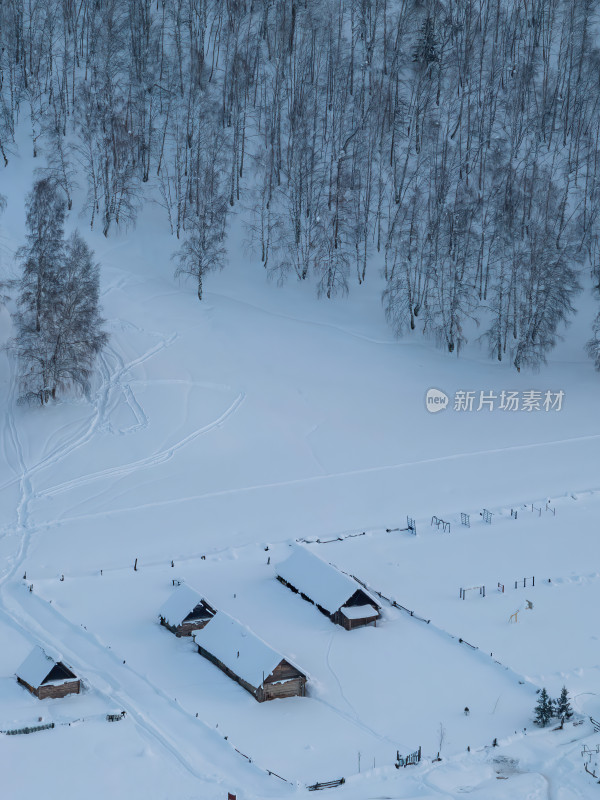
[3,722,55,735]
[396,746,421,768]
[307,778,345,791]
[344,571,431,624]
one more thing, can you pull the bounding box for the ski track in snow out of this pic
[206,290,402,345]
[37,390,245,500]
[0,330,176,501]
[316,632,407,750]
[37,431,600,523]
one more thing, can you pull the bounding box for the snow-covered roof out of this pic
[158,584,213,627]
[193,612,304,689]
[16,645,75,689]
[276,546,380,615]
[340,604,378,620]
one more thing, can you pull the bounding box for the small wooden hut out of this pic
[16,646,80,699]
[158,584,217,637]
[276,546,381,630]
[192,612,307,702]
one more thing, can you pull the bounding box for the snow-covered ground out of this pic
[1,151,600,798]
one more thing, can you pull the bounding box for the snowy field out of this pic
[2,157,600,797]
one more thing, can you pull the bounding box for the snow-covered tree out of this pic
[15,178,66,336]
[47,231,108,396]
[11,181,107,404]
[555,686,573,721]
[533,688,553,728]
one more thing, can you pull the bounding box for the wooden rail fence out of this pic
[3,722,55,735]
[307,778,345,791]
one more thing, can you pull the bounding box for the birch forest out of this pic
[2,0,600,370]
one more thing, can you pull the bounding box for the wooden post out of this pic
[134,558,138,571]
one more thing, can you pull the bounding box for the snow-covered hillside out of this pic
[1,153,600,798]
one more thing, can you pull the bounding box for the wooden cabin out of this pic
[16,646,80,700]
[158,584,217,637]
[192,612,307,702]
[276,546,381,630]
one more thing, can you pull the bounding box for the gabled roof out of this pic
[16,646,76,689]
[276,545,380,615]
[158,584,214,627]
[193,612,304,690]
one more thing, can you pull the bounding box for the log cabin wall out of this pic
[261,676,306,700]
[262,660,307,700]
[17,676,81,699]
[37,680,81,699]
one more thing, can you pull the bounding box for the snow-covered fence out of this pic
[343,571,431,623]
[460,577,535,598]
[590,716,600,733]
[106,712,126,722]
[221,734,290,784]
[584,761,598,778]
[344,571,534,691]
[265,770,288,783]
[395,746,421,768]
[3,722,55,735]
[460,585,485,599]
[431,516,450,533]
[514,576,534,589]
[297,532,366,545]
[307,778,345,791]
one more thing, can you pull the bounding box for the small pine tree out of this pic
[533,688,553,727]
[555,686,573,720]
